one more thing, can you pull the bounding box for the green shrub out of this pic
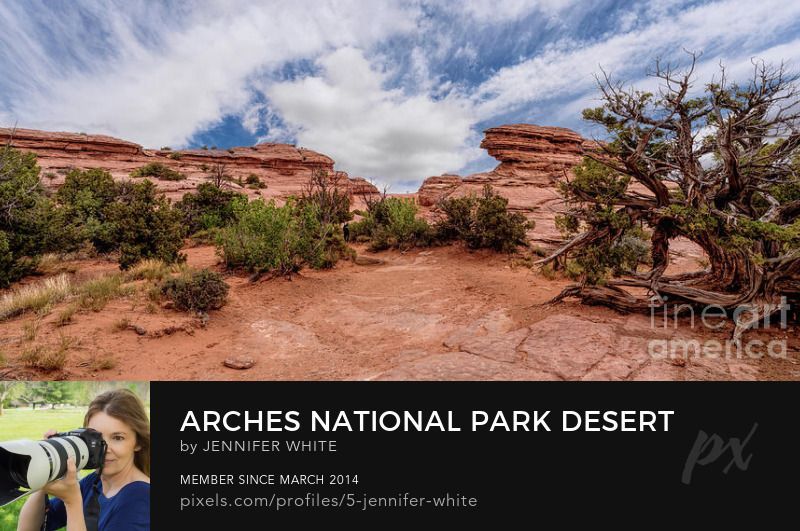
[349,196,431,251]
[130,162,185,181]
[216,199,299,275]
[216,199,348,275]
[106,180,187,269]
[54,168,119,253]
[435,185,531,253]
[294,202,352,269]
[175,182,247,234]
[160,269,229,312]
[0,146,56,286]
[245,174,266,189]
[168,152,183,160]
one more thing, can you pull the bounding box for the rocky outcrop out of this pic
[415,124,587,242]
[479,124,584,184]
[417,174,462,207]
[0,128,144,156]
[0,127,377,201]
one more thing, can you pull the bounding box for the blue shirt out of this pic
[45,472,150,531]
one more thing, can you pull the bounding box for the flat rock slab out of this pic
[374,351,560,381]
[457,327,530,363]
[224,356,255,369]
[520,314,615,380]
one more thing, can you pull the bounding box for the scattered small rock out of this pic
[161,301,175,310]
[224,356,255,370]
[131,325,147,336]
[355,255,383,266]
[670,357,687,367]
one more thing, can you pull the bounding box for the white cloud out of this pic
[459,0,578,22]
[0,0,421,147]
[472,0,800,119]
[265,47,480,188]
[3,0,800,189]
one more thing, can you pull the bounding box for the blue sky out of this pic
[2,0,800,191]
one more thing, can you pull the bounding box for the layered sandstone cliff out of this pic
[0,127,376,201]
[418,124,588,242]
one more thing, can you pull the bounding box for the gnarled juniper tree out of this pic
[540,56,800,341]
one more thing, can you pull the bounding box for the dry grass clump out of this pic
[76,274,134,311]
[0,274,72,321]
[124,258,184,282]
[112,318,131,332]
[20,335,75,371]
[55,304,78,326]
[21,319,41,341]
[91,354,117,371]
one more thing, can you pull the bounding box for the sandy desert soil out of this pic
[1,243,798,381]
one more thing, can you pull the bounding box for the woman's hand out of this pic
[42,457,83,508]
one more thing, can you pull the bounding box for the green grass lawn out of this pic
[0,407,88,531]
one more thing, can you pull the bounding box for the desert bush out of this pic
[106,180,186,269]
[435,185,531,253]
[160,268,229,312]
[54,168,119,253]
[175,182,246,234]
[0,145,55,286]
[216,199,348,275]
[245,174,266,189]
[217,199,297,274]
[130,162,185,181]
[349,196,432,251]
[294,202,353,269]
[297,169,351,225]
[168,152,182,160]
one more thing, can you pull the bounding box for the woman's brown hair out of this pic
[84,389,150,476]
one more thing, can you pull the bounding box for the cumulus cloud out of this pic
[0,0,421,147]
[266,47,480,189]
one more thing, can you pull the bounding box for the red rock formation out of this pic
[479,124,584,184]
[415,124,588,242]
[417,174,462,207]
[346,176,381,197]
[0,127,377,202]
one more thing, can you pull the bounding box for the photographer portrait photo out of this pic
[0,382,150,531]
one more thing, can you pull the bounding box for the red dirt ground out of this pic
[1,243,798,381]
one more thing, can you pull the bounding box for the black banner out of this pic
[151,382,798,525]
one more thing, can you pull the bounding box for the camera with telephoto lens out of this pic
[0,428,107,507]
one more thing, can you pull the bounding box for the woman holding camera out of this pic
[17,389,150,531]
